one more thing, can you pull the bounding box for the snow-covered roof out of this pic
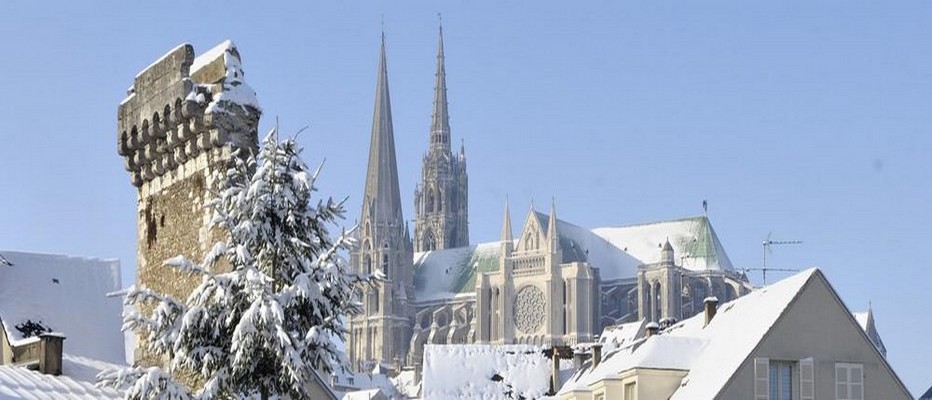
[413,215,734,300]
[413,243,501,302]
[592,215,735,275]
[560,269,818,398]
[342,388,382,400]
[597,319,647,354]
[390,369,420,398]
[0,251,125,363]
[423,344,552,400]
[0,353,123,399]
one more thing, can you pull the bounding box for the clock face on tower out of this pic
[513,285,546,334]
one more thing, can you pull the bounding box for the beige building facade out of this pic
[559,269,912,400]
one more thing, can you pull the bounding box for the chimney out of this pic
[591,344,603,368]
[38,333,64,375]
[704,296,719,327]
[645,321,660,337]
[550,346,561,394]
[573,350,587,370]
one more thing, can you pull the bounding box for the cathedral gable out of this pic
[516,211,547,253]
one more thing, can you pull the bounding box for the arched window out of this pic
[562,281,568,335]
[692,283,708,317]
[423,230,436,251]
[438,191,444,212]
[371,288,379,313]
[426,188,435,213]
[382,249,389,279]
[652,281,662,322]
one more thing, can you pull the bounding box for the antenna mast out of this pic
[760,235,802,284]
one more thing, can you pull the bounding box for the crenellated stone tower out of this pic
[413,25,469,252]
[347,34,416,372]
[116,41,261,364]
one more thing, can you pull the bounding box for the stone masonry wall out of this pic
[117,41,260,366]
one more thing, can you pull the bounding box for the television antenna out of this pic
[740,233,802,284]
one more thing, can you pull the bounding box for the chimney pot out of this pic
[591,344,603,368]
[646,321,660,337]
[704,296,720,327]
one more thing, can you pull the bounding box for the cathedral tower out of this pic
[348,34,415,372]
[414,25,469,252]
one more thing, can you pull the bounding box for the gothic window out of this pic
[692,283,708,317]
[426,188,435,213]
[423,230,436,251]
[562,281,568,335]
[652,281,662,322]
[382,251,389,279]
[438,191,444,212]
[371,288,380,313]
[364,255,372,275]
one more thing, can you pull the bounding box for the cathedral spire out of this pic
[501,198,513,244]
[363,33,404,228]
[429,22,451,149]
[548,198,559,248]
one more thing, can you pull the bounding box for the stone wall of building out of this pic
[116,41,260,366]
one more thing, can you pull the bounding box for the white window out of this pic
[755,358,770,400]
[836,363,863,400]
[799,358,815,400]
[624,382,636,400]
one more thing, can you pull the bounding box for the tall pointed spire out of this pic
[501,198,513,243]
[429,21,451,149]
[363,33,404,227]
[548,198,558,246]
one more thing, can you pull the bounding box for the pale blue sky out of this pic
[1,1,929,395]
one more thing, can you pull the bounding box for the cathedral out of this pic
[345,28,753,373]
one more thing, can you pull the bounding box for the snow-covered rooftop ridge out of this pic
[592,215,735,273]
[190,39,235,75]
[560,268,819,397]
[423,344,552,400]
[0,353,124,399]
[0,250,125,363]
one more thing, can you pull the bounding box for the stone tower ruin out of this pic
[116,41,261,364]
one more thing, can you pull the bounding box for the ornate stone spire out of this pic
[429,23,451,150]
[413,24,469,252]
[501,198,513,248]
[363,34,404,229]
[548,199,559,251]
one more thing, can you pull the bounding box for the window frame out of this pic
[835,362,864,400]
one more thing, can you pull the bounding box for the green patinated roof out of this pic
[413,243,501,302]
[413,215,736,301]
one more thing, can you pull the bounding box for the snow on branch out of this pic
[102,127,370,399]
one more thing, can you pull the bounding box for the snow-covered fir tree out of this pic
[100,129,369,399]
